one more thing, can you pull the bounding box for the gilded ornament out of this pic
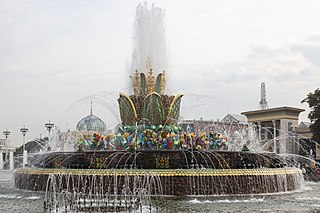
[156,156,170,169]
[147,69,155,94]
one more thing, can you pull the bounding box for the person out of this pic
[310,149,314,158]
[301,167,307,176]
[316,167,320,175]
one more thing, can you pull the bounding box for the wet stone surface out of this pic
[2,180,320,212]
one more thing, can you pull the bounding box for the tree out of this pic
[301,88,320,143]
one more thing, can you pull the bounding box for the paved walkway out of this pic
[0,170,13,182]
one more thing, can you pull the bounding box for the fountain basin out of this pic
[26,150,285,170]
[15,167,303,196]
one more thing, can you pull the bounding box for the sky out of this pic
[0,0,319,147]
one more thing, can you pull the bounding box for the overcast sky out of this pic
[1,0,320,147]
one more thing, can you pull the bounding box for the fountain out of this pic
[14,2,304,212]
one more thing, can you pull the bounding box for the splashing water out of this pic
[43,171,164,212]
[130,2,167,74]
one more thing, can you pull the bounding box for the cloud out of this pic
[214,35,320,86]
[305,33,320,43]
[290,35,320,67]
[169,33,320,123]
[169,33,320,92]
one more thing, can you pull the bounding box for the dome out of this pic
[76,114,106,132]
[76,102,107,132]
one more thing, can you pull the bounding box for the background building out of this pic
[180,114,249,150]
[242,107,305,154]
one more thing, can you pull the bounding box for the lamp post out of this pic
[20,126,28,167]
[3,129,10,161]
[45,121,54,149]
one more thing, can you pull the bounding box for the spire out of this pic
[259,82,269,110]
[90,101,93,115]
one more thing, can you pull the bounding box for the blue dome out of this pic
[76,114,106,132]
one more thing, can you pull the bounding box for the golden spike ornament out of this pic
[134,70,140,96]
[147,69,155,94]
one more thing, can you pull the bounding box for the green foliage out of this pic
[302,88,320,142]
[166,94,183,124]
[118,94,137,125]
[154,73,163,94]
[140,73,147,95]
[141,93,165,125]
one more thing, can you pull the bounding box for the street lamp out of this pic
[3,129,10,161]
[3,129,10,139]
[20,126,28,167]
[45,121,54,150]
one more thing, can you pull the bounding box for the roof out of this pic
[299,122,311,128]
[76,114,107,132]
[242,106,305,115]
[241,106,305,122]
[221,114,247,123]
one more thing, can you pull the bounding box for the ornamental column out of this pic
[257,122,262,141]
[272,120,277,153]
[9,150,14,170]
[0,150,3,170]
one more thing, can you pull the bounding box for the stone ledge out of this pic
[15,167,301,177]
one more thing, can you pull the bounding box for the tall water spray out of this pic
[131,2,167,75]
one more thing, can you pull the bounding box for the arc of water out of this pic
[181,151,189,168]
[194,151,210,168]
[199,150,216,168]
[126,152,142,169]
[106,152,123,169]
[115,152,131,169]
[58,153,86,168]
